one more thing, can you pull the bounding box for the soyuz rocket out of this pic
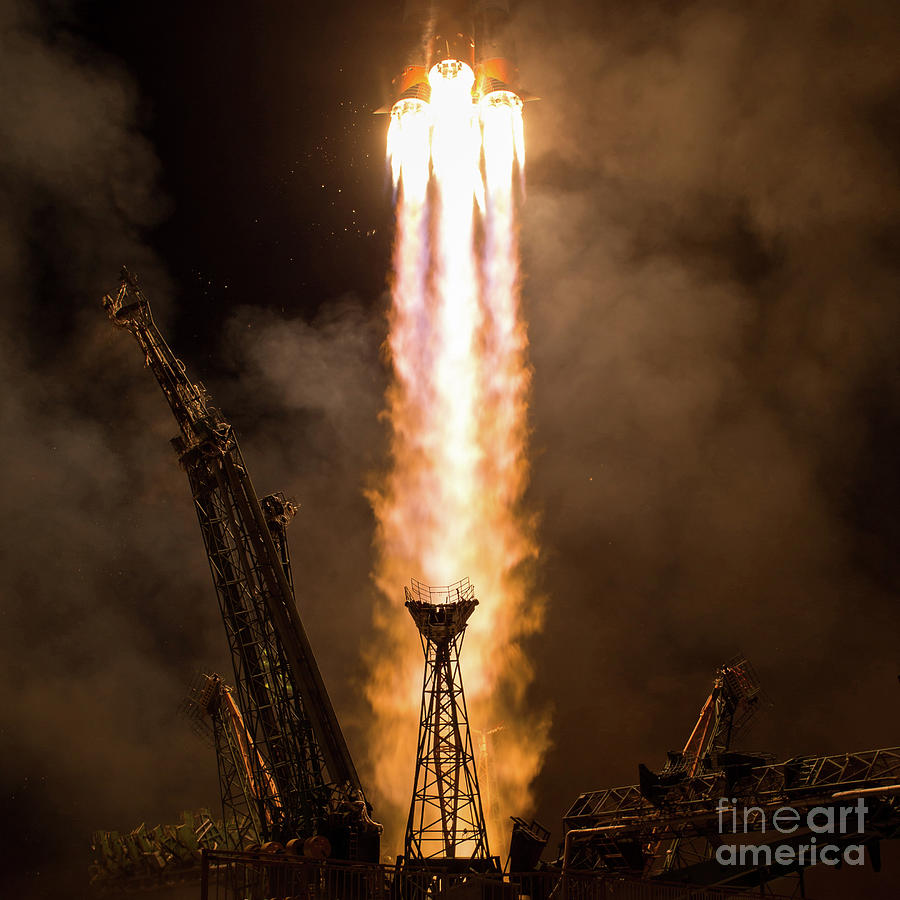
[378,0,530,115]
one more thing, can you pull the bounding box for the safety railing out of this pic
[199,850,796,900]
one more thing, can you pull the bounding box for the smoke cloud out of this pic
[511,1,900,895]
[3,1,900,899]
[0,1,388,887]
[0,3,224,897]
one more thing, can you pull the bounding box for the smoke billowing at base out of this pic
[1,0,899,898]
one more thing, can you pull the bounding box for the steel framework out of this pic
[404,578,494,869]
[91,809,232,892]
[103,269,379,858]
[634,658,767,878]
[183,673,281,849]
[562,660,900,893]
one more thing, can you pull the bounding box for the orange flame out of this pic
[369,64,548,859]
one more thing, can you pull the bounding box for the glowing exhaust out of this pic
[370,53,547,856]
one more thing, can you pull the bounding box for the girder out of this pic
[103,269,378,855]
[404,578,494,869]
[563,656,900,893]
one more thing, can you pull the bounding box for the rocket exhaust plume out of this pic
[368,44,548,856]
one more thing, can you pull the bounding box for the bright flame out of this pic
[368,62,548,858]
[387,98,431,205]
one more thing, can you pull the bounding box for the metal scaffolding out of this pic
[562,659,900,894]
[403,578,495,870]
[103,269,380,859]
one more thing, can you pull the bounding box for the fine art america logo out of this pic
[716,798,869,868]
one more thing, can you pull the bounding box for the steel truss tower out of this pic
[103,269,380,859]
[183,673,276,849]
[404,578,494,870]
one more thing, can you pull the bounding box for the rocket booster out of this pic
[379,0,529,115]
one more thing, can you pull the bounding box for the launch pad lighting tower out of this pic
[404,578,494,870]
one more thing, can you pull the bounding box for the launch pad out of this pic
[89,3,900,895]
[92,269,900,900]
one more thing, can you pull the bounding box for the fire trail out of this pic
[368,8,546,855]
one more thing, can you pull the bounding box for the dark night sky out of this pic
[2,1,899,898]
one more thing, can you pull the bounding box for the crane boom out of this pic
[103,269,375,853]
[562,660,900,892]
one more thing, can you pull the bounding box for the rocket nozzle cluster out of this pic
[384,0,528,116]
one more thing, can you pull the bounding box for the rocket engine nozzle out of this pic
[476,57,521,103]
[389,65,431,115]
[395,65,432,104]
[378,0,534,113]
[377,65,431,116]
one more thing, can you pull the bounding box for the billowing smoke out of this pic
[3,0,900,898]
[0,0,386,883]
[0,3,220,897]
[512,1,900,894]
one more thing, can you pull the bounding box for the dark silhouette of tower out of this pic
[404,578,495,871]
[103,269,380,860]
